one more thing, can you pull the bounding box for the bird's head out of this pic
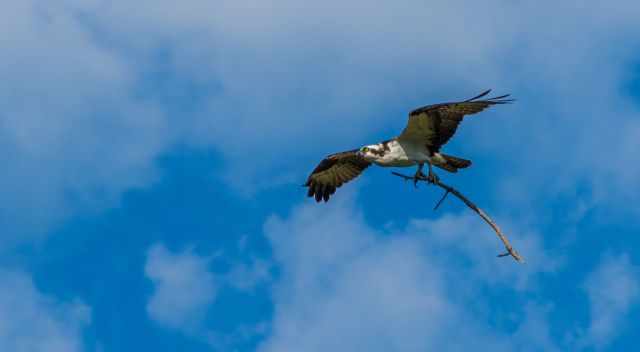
[357,144,383,161]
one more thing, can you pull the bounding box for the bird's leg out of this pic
[427,162,440,184]
[413,163,426,188]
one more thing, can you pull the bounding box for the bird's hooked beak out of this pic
[356,150,364,158]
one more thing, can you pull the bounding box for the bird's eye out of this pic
[361,147,369,152]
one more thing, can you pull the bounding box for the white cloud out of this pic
[145,244,216,331]
[0,1,170,245]
[0,269,91,352]
[144,242,271,347]
[580,254,639,349]
[259,195,558,352]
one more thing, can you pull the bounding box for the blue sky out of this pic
[2,1,640,351]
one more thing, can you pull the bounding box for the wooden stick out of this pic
[391,171,524,263]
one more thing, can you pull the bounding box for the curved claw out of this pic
[414,171,428,188]
[412,170,426,188]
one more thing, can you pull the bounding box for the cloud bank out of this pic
[3,1,640,245]
[260,195,557,351]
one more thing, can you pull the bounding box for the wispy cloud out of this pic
[145,244,217,331]
[227,258,273,292]
[144,242,271,348]
[579,254,639,349]
[0,269,91,352]
[1,1,170,245]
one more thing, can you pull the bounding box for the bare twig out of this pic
[392,171,524,263]
[433,190,450,211]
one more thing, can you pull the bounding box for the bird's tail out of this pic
[434,154,472,173]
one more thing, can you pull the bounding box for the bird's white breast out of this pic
[372,139,421,167]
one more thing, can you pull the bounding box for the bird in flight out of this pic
[304,89,513,202]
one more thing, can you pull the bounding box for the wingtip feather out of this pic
[466,90,515,104]
[486,93,515,104]
[488,93,510,100]
[465,89,492,102]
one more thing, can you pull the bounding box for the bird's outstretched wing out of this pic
[398,89,513,151]
[304,149,371,202]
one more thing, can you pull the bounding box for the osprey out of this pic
[304,89,513,202]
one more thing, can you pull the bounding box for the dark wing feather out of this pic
[304,149,370,202]
[398,89,513,150]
